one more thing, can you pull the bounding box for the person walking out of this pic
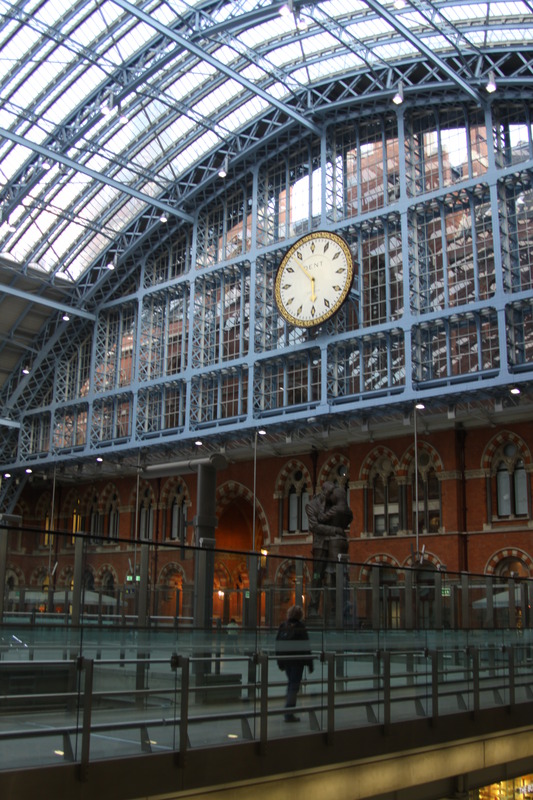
[275,605,314,722]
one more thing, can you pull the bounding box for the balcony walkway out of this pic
[1,626,533,800]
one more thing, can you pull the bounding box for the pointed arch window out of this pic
[497,456,528,517]
[107,493,120,540]
[89,495,102,543]
[170,487,187,543]
[371,458,399,536]
[411,457,441,534]
[285,469,310,534]
[139,489,154,540]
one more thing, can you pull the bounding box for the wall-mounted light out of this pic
[485,71,497,94]
[392,81,404,105]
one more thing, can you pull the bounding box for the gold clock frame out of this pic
[274,230,355,328]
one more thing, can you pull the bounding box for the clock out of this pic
[274,230,355,328]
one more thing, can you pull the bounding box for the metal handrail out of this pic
[0,642,529,774]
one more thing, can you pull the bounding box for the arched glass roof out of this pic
[1,0,532,286]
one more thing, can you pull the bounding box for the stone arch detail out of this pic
[158,561,187,584]
[274,459,313,498]
[481,431,532,473]
[317,453,351,488]
[216,480,270,545]
[99,482,121,510]
[56,565,73,590]
[359,446,401,482]
[485,547,533,576]
[402,551,443,570]
[399,442,444,477]
[129,479,157,508]
[29,564,50,588]
[5,562,25,586]
[160,476,192,508]
[214,561,232,589]
[94,562,119,587]
[359,554,402,581]
[273,558,311,586]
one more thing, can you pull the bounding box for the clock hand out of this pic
[310,277,317,303]
[292,257,317,300]
[293,258,313,281]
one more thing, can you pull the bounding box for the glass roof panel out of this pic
[1,0,532,285]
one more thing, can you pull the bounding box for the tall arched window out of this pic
[89,494,102,543]
[285,468,310,534]
[106,493,120,540]
[371,457,399,536]
[170,487,187,542]
[139,488,154,540]
[493,442,530,519]
[411,453,441,534]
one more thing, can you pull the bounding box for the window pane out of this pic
[288,492,298,531]
[514,462,528,515]
[497,465,511,516]
[301,491,309,531]
[374,514,385,536]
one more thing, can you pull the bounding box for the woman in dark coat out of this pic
[275,604,314,722]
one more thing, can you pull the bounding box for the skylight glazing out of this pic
[0,0,532,286]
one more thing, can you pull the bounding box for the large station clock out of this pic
[274,230,355,328]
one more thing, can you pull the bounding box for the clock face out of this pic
[274,231,355,328]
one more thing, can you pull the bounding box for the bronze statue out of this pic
[306,481,353,615]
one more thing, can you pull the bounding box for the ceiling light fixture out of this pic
[62,313,70,321]
[392,81,404,105]
[159,213,168,223]
[510,386,520,395]
[22,366,30,375]
[485,71,497,93]
[218,156,229,178]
